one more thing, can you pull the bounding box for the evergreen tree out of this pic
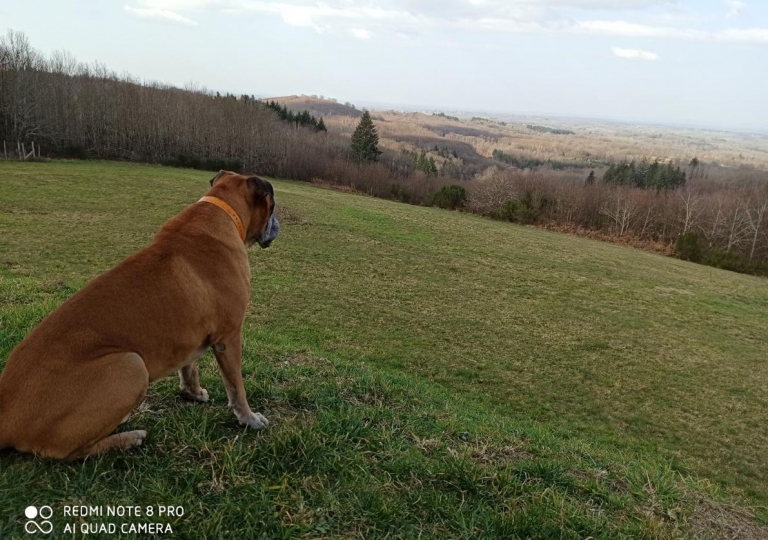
[688,157,700,181]
[350,111,382,162]
[634,159,650,188]
[316,117,327,132]
[414,151,438,175]
[417,151,428,171]
[428,156,438,175]
[604,159,686,190]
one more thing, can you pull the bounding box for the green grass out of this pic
[1,160,767,539]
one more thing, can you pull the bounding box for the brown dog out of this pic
[0,170,279,460]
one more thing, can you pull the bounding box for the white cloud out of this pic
[579,19,768,45]
[534,0,671,6]
[349,28,372,39]
[237,1,411,33]
[124,0,768,45]
[576,20,707,39]
[726,0,747,19]
[613,47,658,60]
[716,27,768,43]
[124,4,199,25]
[133,0,220,8]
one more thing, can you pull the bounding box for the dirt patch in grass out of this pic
[689,497,768,540]
[464,442,533,465]
[275,204,310,225]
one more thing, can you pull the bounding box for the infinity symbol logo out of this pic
[24,506,53,535]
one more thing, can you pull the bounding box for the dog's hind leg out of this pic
[179,362,209,403]
[80,430,148,456]
[42,351,150,460]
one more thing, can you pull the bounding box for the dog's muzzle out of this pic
[258,214,279,248]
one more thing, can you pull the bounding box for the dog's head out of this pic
[208,170,279,248]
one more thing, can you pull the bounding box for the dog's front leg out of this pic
[213,333,268,430]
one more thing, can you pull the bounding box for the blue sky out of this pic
[1,0,767,131]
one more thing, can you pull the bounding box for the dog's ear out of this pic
[210,170,226,187]
[247,176,274,202]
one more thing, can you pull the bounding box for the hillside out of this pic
[1,161,768,538]
[266,95,364,118]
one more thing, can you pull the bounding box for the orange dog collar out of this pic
[199,196,246,241]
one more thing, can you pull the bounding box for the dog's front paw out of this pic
[181,388,209,403]
[239,412,269,430]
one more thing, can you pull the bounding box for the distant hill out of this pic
[264,95,363,118]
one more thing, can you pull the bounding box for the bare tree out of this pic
[639,203,656,238]
[467,166,517,214]
[744,197,768,260]
[601,191,638,237]
[708,196,751,252]
[679,188,703,235]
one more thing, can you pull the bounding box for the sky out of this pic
[1,0,767,132]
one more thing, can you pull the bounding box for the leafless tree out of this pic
[467,167,518,214]
[744,197,768,260]
[601,191,638,236]
[679,188,703,235]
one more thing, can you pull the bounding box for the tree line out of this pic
[468,166,768,275]
[2,30,766,276]
[0,30,435,188]
[527,125,574,135]
[603,160,686,190]
[263,100,327,132]
[492,149,592,170]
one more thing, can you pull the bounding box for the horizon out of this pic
[265,94,768,136]
[347,98,768,135]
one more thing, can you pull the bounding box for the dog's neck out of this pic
[198,196,246,242]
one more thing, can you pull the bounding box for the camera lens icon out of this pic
[24,505,53,534]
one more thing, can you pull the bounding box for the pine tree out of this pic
[350,111,382,162]
[428,156,438,175]
[316,117,327,132]
[417,151,428,171]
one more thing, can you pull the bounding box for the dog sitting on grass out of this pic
[0,170,278,460]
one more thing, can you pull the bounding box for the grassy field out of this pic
[1,161,767,539]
